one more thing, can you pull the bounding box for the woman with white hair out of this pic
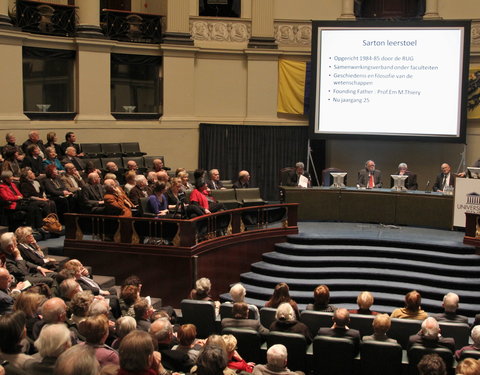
[269,303,312,344]
[455,325,480,360]
[25,323,72,375]
[189,277,221,313]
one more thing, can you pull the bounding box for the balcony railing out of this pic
[100,9,162,44]
[12,0,77,37]
[64,203,298,247]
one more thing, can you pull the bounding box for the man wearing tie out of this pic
[357,160,382,188]
[433,163,455,192]
[207,169,226,190]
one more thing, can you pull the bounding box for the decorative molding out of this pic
[472,20,480,46]
[190,18,251,43]
[274,21,311,47]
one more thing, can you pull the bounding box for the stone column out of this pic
[424,0,441,19]
[338,0,355,20]
[76,0,104,38]
[0,0,12,27]
[248,0,276,49]
[163,0,193,45]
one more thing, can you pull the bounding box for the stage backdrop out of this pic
[199,124,311,201]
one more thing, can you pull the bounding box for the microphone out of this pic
[425,180,431,193]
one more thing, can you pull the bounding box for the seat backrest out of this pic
[82,143,103,156]
[235,188,263,201]
[139,197,155,217]
[210,189,240,209]
[349,313,375,338]
[299,310,334,336]
[260,307,277,329]
[266,332,307,372]
[222,327,262,364]
[389,318,422,349]
[459,349,480,361]
[279,167,295,186]
[220,303,258,320]
[407,345,454,375]
[83,158,102,170]
[313,335,356,375]
[439,321,470,350]
[180,299,218,339]
[121,142,141,153]
[122,156,146,169]
[101,143,123,156]
[360,340,403,375]
[220,180,233,189]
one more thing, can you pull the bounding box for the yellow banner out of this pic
[277,59,307,115]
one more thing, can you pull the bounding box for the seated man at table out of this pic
[391,162,418,190]
[286,162,311,188]
[433,163,455,192]
[357,160,382,188]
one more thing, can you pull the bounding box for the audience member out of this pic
[391,290,428,320]
[189,277,220,312]
[151,158,166,173]
[146,182,169,217]
[119,284,140,317]
[269,303,311,344]
[223,334,254,373]
[126,160,139,174]
[408,317,455,352]
[350,291,378,315]
[166,177,201,219]
[3,132,24,160]
[21,144,44,177]
[60,132,83,157]
[13,291,46,340]
[31,297,69,340]
[455,358,480,375]
[455,325,480,360]
[434,292,468,324]
[44,131,63,158]
[59,278,82,301]
[62,146,85,172]
[19,167,55,220]
[68,290,94,333]
[42,165,73,222]
[357,160,382,188]
[22,131,45,158]
[61,163,85,194]
[225,283,260,320]
[129,175,149,207]
[80,172,105,214]
[306,284,335,313]
[134,298,154,332]
[111,316,136,350]
[0,267,20,315]
[252,344,304,375]
[156,171,170,185]
[42,147,65,172]
[78,314,119,367]
[150,317,193,372]
[392,162,418,190]
[146,171,158,195]
[265,282,300,319]
[0,311,34,371]
[233,170,251,189]
[16,226,57,269]
[362,313,397,343]
[417,353,446,375]
[207,169,226,190]
[103,179,133,217]
[433,163,455,192]
[118,330,167,375]
[123,170,137,194]
[104,161,124,185]
[318,308,361,356]
[195,342,228,375]
[25,323,72,375]
[189,179,213,214]
[221,302,269,336]
[173,324,203,363]
[178,171,194,192]
[285,162,311,188]
[1,146,22,181]
[54,344,100,375]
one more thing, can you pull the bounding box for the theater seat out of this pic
[121,142,146,157]
[459,349,480,361]
[313,335,356,375]
[279,167,295,186]
[139,197,155,218]
[299,310,333,337]
[360,340,403,375]
[82,143,105,158]
[259,307,277,329]
[180,299,219,338]
[210,189,240,210]
[438,321,470,350]
[101,143,123,157]
[235,188,266,207]
[407,345,454,375]
[266,332,308,372]
[222,327,263,364]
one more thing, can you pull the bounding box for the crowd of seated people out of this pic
[0,131,258,234]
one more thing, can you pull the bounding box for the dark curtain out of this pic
[23,47,75,59]
[199,124,314,201]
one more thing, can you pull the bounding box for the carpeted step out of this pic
[261,252,480,277]
[93,275,116,289]
[249,261,480,290]
[274,243,480,266]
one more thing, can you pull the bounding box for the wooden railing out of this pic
[64,203,298,248]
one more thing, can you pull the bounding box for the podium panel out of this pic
[453,178,480,227]
[339,190,396,224]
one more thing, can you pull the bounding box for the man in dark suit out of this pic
[60,131,83,156]
[286,162,311,187]
[317,308,361,356]
[233,170,251,189]
[79,172,105,214]
[408,317,455,352]
[62,146,85,172]
[391,162,418,190]
[433,293,468,324]
[221,302,269,336]
[433,163,456,192]
[207,169,226,190]
[357,160,382,188]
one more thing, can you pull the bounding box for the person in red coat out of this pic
[0,170,22,210]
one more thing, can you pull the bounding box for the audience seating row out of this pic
[82,142,146,158]
[210,188,266,209]
[84,155,165,172]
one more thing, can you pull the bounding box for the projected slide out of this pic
[310,22,470,141]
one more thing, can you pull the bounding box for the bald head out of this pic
[156,171,169,183]
[42,297,67,323]
[150,318,173,344]
[442,293,459,313]
[333,308,350,327]
[0,268,12,290]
